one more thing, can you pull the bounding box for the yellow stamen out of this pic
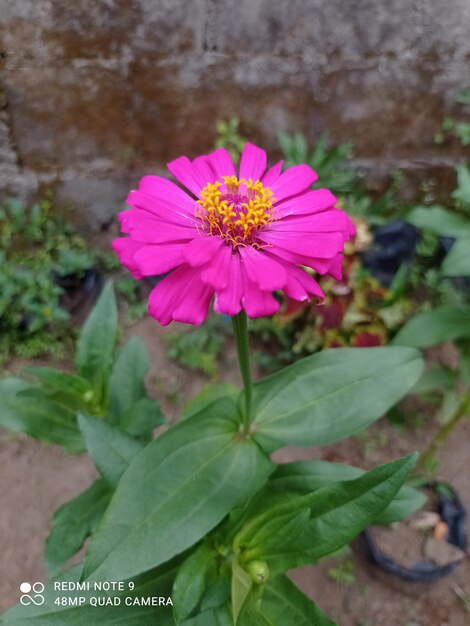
[196,177,277,245]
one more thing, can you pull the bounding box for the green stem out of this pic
[232,311,253,435]
[415,389,470,475]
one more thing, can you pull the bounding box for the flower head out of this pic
[113,143,356,325]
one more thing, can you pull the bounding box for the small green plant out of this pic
[328,556,356,585]
[214,118,247,163]
[0,283,165,576]
[435,89,470,146]
[277,131,406,226]
[278,130,357,196]
[0,195,95,362]
[166,314,231,377]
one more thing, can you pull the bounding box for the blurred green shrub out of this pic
[0,195,95,362]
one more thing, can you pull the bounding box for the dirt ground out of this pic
[0,318,469,625]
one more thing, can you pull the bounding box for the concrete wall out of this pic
[1,0,470,228]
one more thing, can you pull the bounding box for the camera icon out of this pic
[20,582,45,606]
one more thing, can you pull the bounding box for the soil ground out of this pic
[1,318,469,625]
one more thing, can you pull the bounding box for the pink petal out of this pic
[148,265,214,326]
[270,164,318,202]
[132,243,185,275]
[269,209,354,235]
[167,156,210,198]
[259,231,345,259]
[239,246,287,291]
[112,238,145,279]
[192,155,217,185]
[127,190,196,227]
[137,176,196,217]
[239,143,267,181]
[182,235,224,267]
[214,253,243,315]
[267,246,336,275]
[275,189,337,218]
[241,273,280,319]
[262,160,283,187]
[281,262,325,301]
[206,147,237,180]
[326,253,344,281]
[119,210,196,244]
[200,244,233,289]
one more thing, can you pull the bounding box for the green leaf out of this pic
[0,378,84,451]
[452,164,470,208]
[82,398,273,583]
[118,397,165,438]
[251,347,423,450]
[182,384,240,420]
[77,414,145,487]
[44,479,112,578]
[231,562,252,625]
[173,543,215,623]
[24,367,94,399]
[406,205,470,237]
[234,454,416,577]
[199,579,231,613]
[442,238,470,277]
[107,337,164,435]
[1,563,176,625]
[22,367,96,414]
[237,574,335,626]
[412,365,457,394]
[181,605,232,626]
[76,282,118,401]
[269,460,426,525]
[393,307,470,348]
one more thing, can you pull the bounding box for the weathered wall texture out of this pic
[1,0,470,227]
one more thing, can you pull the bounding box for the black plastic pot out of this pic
[56,267,103,317]
[361,220,420,286]
[361,482,467,582]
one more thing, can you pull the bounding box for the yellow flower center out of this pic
[195,176,277,246]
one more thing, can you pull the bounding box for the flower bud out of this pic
[245,560,269,585]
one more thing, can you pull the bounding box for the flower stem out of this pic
[232,311,253,435]
[414,389,470,475]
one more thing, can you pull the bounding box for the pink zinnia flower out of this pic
[113,143,356,325]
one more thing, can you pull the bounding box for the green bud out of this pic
[83,390,94,403]
[245,560,269,585]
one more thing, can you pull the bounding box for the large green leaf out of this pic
[22,367,96,414]
[181,605,232,626]
[0,378,83,451]
[24,367,94,399]
[182,384,240,420]
[442,238,470,277]
[76,282,118,402]
[172,543,215,623]
[77,414,145,487]
[118,397,165,438]
[251,347,423,450]
[234,454,416,577]
[44,479,112,578]
[82,398,273,583]
[1,563,176,625]
[107,337,164,435]
[406,205,470,237]
[237,575,334,626]
[393,307,470,348]
[270,460,426,525]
